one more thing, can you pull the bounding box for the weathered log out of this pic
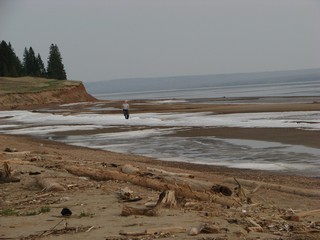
[121,164,140,174]
[200,223,221,234]
[121,205,160,216]
[147,167,194,178]
[162,175,212,192]
[35,176,66,191]
[159,190,177,208]
[119,227,186,236]
[297,209,320,218]
[145,227,186,235]
[281,209,320,222]
[246,226,263,232]
[224,178,320,198]
[189,223,221,236]
[65,166,238,207]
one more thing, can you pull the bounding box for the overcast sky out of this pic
[1,0,319,83]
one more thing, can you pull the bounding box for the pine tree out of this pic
[47,44,67,80]
[0,40,22,77]
[36,54,46,77]
[23,47,38,76]
[22,47,28,75]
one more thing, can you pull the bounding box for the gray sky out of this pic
[1,0,320,83]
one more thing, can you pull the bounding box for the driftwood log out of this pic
[65,166,238,207]
[119,226,186,236]
[121,164,140,174]
[147,167,194,178]
[224,178,320,198]
[189,223,222,236]
[35,176,66,191]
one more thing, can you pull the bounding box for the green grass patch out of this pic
[0,77,81,94]
[24,206,51,216]
[0,209,19,216]
[39,206,50,213]
[80,211,94,218]
[1,206,51,217]
[25,211,38,216]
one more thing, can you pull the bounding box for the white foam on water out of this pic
[0,110,319,130]
[1,109,319,176]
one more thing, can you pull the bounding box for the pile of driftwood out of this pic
[2,157,320,238]
[65,164,239,207]
[64,163,320,238]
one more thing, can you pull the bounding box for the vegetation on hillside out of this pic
[0,40,67,80]
[0,77,81,94]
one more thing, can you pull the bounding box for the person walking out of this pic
[122,100,130,119]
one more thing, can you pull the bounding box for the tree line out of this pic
[0,40,67,80]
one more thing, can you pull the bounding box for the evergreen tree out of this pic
[1,41,67,79]
[47,44,67,80]
[28,47,37,76]
[23,47,37,76]
[36,54,46,77]
[22,46,47,77]
[0,41,10,76]
[0,40,22,77]
[22,47,31,75]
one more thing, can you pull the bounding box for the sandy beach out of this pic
[1,98,320,240]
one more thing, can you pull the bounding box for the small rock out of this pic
[4,147,17,152]
[61,208,72,217]
[189,227,199,236]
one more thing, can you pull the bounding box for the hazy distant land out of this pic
[85,68,320,94]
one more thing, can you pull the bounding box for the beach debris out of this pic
[189,223,223,236]
[189,227,199,236]
[61,207,72,217]
[120,164,140,174]
[144,226,186,235]
[233,177,247,199]
[118,187,142,202]
[35,176,66,191]
[224,177,320,198]
[4,147,17,152]
[147,166,194,178]
[85,226,94,232]
[211,184,232,196]
[121,190,174,216]
[101,162,119,168]
[280,209,320,222]
[36,219,93,238]
[29,171,41,175]
[159,190,178,208]
[0,162,20,183]
[65,165,238,207]
[297,209,320,218]
[245,217,264,232]
[119,226,186,237]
